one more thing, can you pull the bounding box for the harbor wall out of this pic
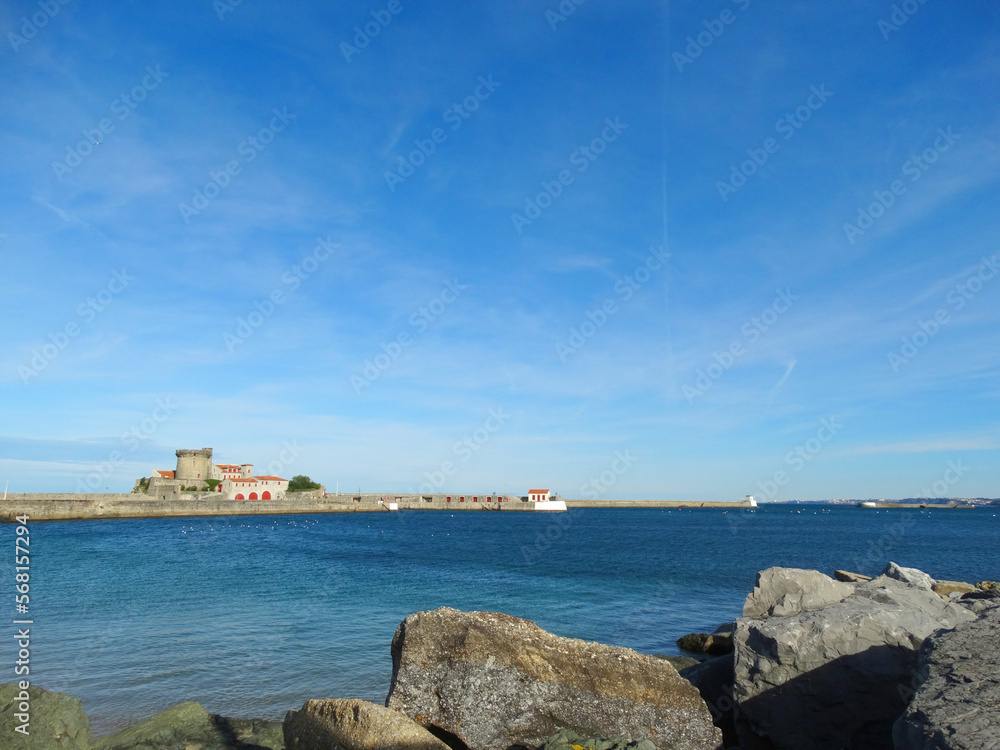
[1,492,556,521]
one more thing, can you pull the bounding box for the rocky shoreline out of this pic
[3,562,997,750]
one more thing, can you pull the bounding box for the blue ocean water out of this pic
[6,505,999,735]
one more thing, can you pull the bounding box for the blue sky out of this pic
[2,0,998,500]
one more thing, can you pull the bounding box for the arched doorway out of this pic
[249,492,258,500]
[262,491,271,500]
[235,493,245,500]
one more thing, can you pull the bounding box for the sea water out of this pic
[6,505,998,735]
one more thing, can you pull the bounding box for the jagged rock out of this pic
[932,580,977,598]
[0,683,91,750]
[540,728,655,750]
[976,580,998,592]
[284,699,448,750]
[386,607,722,750]
[883,562,935,589]
[680,654,738,749]
[894,605,1000,749]
[833,569,872,583]
[733,572,975,750]
[743,567,854,619]
[92,702,283,750]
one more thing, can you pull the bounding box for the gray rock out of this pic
[0,683,91,750]
[284,699,448,750]
[743,567,854,619]
[92,702,283,750]
[883,562,935,590]
[833,569,872,583]
[894,605,1000,750]
[733,573,974,750]
[540,728,655,750]
[386,607,722,750]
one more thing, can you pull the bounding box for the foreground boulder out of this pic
[679,655,738,749]
[893,605,1000,750]
[284,699,448,750]
[92,701,283,750]
[386,608,723,750]
[733,565,975,750]
[0,683,91,750]
[743,567,853,619]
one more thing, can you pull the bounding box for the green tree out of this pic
[288,475,321,492]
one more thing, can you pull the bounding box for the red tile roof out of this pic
[528,489,549,493]
[155,470,175,478]
[255,475,287,481]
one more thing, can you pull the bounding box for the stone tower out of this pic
[175,448,214,481]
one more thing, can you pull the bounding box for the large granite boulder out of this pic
[386,608,722,750]
[733,569,975,750]
[0,683,91,750]
[92,702,283,750]
[743,567,854,619]
[284,699,448,750]
[893,605,1000,750]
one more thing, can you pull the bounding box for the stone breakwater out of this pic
[0,493,756,522]
[2,564,997,750]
